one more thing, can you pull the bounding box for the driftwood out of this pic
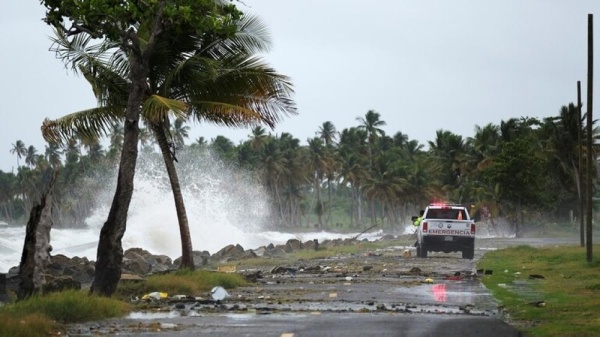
[17,170,59,300]
[352,224,379,241]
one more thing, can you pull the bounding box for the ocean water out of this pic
[0,150,399,273]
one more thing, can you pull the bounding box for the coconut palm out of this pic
[249,126,269,152]
[318,121,338,147]
[170,117,190,149]
[317,121,338,224]
[10,140,27,169]
[42,14,295,272]
[24,146,39,168]
[356,110,386,161]
[45,141,64,168]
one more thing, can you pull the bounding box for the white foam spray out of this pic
[0,148,386,273]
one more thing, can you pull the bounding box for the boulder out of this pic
[122,258,152,275]
[42,275,81,293]
[48,254,95,285]
[252,246,268,257]
[303,239,319,251]
[212,244,246,262]
[124,248,152,259]
[264,246,286,258]
[173,250,210,268]
[284,239,303,253]
[124,248,174,274]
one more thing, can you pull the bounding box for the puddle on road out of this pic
[127,310,202,319]
[394,279,496,308]
[128,311,181,319]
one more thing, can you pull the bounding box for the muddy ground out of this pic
[64,235,573,336]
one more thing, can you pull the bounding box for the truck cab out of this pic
[415,204,476,259]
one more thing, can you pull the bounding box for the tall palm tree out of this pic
[25,146,39,168]
[306,137,329,227]
[45,141,64,168]
[170,117,190,149]
[249,126,269,151]
[318,121,337,147]
[356,110,386,160]
[338,127,369,226]
[428,130,466,201]
[318,121,338,224]
[356,110,386,224]
[10,140,27,169]
[276,132,304,227]
[42,14,295,272]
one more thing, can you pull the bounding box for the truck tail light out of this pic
[470,223,476,234]
[422,222,428,232]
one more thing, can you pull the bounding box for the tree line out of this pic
[3,105,594,236]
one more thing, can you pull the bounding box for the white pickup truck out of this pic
[415,204,476,259]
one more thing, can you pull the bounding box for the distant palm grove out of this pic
[1,106,594,235]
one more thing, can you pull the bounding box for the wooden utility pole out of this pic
[586,14,594,262]
[578,80,584,247]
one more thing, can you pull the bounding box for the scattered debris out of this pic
[217,265,237,273]
[409,267,422,274]
[528,300,546,307]
[160,323,177,329]
[211,286,230,301]
[142,292,168,301]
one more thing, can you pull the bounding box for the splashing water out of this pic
[86,149,278,259]
[0,149,388,273]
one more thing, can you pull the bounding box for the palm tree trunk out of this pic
[350,184,356,227]
[274,182,286,226]
[315,173,324,228]
[151,122,195,270]
[91,56,145,296]
[326,177,333,225]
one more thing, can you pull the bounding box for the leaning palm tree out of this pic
[42,14,295,270]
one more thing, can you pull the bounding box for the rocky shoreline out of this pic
[2,233,401,297]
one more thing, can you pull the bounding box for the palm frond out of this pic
[41,107,123,145]
[142,95,189,124]
[50,28,118,75]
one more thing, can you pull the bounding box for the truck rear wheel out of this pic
[417,243,428,258]
[462,246,474,259]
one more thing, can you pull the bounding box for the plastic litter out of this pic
[141,292,168,301]
[211,286,230,301]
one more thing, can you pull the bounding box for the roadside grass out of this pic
[478,244,600,337]
[116,269,249,299]
[0,290,130,337]
[0,313,58,337]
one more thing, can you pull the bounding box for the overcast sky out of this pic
[1,1,599,172]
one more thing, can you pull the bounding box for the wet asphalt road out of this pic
[64,236,543,337]
[89,312,520,337]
